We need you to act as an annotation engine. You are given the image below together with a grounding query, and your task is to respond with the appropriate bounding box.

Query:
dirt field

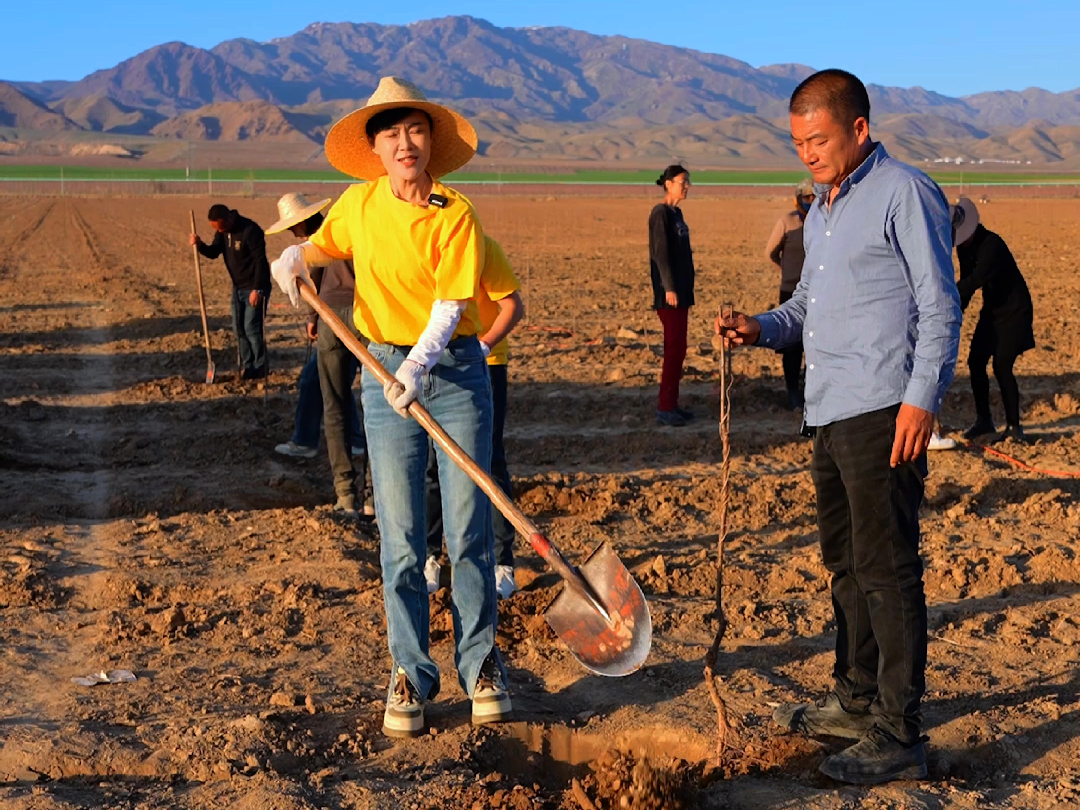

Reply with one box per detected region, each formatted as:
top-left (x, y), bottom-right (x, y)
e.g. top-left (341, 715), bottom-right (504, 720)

top-left (1, 191), bottom-right (1079, 810)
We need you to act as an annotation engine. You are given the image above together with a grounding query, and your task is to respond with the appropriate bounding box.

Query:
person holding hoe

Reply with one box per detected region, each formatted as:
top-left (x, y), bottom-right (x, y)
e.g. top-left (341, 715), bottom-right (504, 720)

top-left (189, 204), bottom-right (271, 380)
top-left (269, 77), bottom-right (509, 739)
top-left (718, 69), bottom-right (961, 785)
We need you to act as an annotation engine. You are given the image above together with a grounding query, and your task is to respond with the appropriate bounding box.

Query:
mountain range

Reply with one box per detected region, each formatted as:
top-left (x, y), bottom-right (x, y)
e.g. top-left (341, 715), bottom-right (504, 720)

top-left (3, 15), bottom-right (1080, 167)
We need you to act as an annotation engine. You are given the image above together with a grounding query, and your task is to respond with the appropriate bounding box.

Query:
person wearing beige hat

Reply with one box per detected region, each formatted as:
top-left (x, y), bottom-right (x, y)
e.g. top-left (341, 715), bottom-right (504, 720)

top-left (266, 193), bottom-right (370, 514)
top-left (950, 196), bottom-right (1035, 442)
top-left (270, 77), bottom-right (509, 740)
top-left (764, 177), bottom-right (816, 410)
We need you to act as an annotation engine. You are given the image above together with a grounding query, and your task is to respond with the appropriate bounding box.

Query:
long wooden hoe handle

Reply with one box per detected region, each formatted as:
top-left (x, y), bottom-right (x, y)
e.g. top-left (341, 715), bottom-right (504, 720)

top-left (189, 211), bottom-right (214, 367)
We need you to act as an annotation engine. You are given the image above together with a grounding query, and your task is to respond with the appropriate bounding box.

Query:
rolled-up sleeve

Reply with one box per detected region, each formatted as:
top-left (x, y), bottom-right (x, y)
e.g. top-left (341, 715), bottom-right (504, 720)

top-left (887, 178), bottom-right (962, 413)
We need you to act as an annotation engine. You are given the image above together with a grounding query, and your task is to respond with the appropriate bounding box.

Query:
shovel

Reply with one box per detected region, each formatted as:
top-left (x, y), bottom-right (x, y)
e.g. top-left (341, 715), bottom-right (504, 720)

top-left (296, 278), bottom-right (651, 677)
top-left (189, 211), bottom-right (216, 384)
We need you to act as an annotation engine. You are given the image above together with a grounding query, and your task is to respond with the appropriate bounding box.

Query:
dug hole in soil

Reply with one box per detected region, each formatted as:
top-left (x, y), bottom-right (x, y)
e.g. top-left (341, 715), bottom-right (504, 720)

top-left (2, 193), bottom-right (1080, 809)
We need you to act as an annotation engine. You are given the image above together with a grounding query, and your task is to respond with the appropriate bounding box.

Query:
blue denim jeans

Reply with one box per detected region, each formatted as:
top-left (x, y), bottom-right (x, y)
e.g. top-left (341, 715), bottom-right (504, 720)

top-left (231, 289), bottom-right (268, 373)
top-left (361, 335), bottom-right (505, 701)
top-left (292, 351), bottom-right (363, 450)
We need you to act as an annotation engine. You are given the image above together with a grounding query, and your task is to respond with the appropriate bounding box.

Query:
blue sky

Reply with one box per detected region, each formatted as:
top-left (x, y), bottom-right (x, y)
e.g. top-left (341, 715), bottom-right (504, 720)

top-left (4, 1), bottom-right (1077, 98)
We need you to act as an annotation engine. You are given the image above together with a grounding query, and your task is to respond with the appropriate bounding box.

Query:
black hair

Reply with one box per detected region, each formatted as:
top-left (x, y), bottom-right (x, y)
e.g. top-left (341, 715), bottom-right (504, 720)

top-left (295, 211), bottom-right (324, 238)
top-left (656, 164), bottom-right (688, 187)
top-left (365, 107), bottom-right (434, 139)
top-left (207, 203), bottom-right (231, 222)
top-left (789, 69), bottom-right (871, 126)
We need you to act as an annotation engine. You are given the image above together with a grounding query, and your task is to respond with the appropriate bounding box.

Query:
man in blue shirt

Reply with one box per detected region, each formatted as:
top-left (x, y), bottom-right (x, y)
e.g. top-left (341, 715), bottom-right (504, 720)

top-left (719, 69), bottom-right (961, 785)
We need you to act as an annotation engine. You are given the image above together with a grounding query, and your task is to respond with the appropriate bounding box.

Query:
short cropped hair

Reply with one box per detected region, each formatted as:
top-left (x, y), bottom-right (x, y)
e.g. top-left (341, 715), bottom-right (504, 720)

top-left (365, 107), bottom-right (434, 139)
top-left (207, 203), bottom-right (231, 222)
top-left (789, 69), bottom-right (871, 126)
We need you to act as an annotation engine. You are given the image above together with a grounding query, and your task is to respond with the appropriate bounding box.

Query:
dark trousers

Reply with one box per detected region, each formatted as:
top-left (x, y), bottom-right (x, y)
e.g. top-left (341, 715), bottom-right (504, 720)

top-left (656, 307), bottom-right (688, 412)
top-left (231, 289), bottom-right (267, 373)
top-left (810, 405), bottom-right (928, 744)
top-left (317, 304), bottom-right (367, 503)
top-left (427, 363), bottom-right (514, 566)
top-left (968, 328), bottom-right (1023, 427)
top-left (778, 289), bottom-right (804, 400)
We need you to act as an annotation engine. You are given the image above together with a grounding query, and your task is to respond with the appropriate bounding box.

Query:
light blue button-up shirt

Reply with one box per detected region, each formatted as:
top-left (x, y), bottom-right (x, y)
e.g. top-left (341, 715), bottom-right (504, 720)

top-left (757, 143), bottom-right (961, 427)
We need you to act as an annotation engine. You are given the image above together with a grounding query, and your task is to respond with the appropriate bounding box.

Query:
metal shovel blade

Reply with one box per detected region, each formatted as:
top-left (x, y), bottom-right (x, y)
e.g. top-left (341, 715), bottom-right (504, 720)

top-left (545, 542), bottom-right (652, 677)
top-left (205, 359), bottom-right (216, 385)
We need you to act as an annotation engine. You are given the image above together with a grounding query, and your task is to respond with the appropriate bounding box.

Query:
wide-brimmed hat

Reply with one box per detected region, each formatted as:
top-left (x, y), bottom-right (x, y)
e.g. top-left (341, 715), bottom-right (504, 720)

top-left (795, 178), bottom-right (815, 196)
top-left (265, 193), bottom-right (332, 235)
top-left (950, 196), bottom-right (980, 246)
top-left (324, 77), bottom-right (478, 181)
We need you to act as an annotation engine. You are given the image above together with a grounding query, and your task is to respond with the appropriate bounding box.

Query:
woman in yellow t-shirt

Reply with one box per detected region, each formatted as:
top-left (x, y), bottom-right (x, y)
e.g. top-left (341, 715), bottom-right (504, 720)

top-left (270, 77), bottom-right (509, 740)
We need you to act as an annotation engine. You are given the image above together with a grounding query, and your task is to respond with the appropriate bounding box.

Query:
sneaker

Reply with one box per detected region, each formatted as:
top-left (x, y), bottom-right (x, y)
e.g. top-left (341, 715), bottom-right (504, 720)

top-left (656, 410), bottom-right (687, 427)
top-left (362, 498), bottom-right (376, 518)
top-left (351, 445), bottom-right (365, 458)
top-left (674, 407), bottom-right (696, 422)
top-left (494, 565), bottom-right (517, 600)
top-left (242, 365), bottom-right (268, 380)
top-left (1002, 423), bottom-right (1027, 443)
top-left (773, 692), bottom-right (876, 740)
top-left (332, 495), bottom-right (358, 518)
top-left (818, 725), bottom-right (928, 785)
top-left (275, 441), bottom-right (317, 459)
top-left (424, 556), bottom-right (441, 594)
top-left (927, 432), bottom-right (957, 451)
top-left (963, 418), bottom-right (996, 440)
top-left (471, 657), bottom-right (512, 725)
top-left (382, 667), bottom-right (425, 738)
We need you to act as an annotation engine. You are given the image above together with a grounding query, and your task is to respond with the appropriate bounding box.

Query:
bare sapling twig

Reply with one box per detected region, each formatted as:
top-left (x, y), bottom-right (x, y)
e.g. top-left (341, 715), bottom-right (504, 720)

top-left (704, 299), bottom-right (735, 766)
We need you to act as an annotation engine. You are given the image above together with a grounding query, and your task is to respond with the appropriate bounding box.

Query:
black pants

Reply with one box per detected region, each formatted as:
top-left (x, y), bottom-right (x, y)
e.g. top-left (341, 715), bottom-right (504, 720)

top-left (778, 289), bottom-right (803, 399)
top-left (811, 405), bottom-right (927, 743)
top-left (968, 324), bottom-right (1023, 426)
top-left (316, 303), bottom-right (368, 504)
top-left (426, 363), bottom-right (515, 567)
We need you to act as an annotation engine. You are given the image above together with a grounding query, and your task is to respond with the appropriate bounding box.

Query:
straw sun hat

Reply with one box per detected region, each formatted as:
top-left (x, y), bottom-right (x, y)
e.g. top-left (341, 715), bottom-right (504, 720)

top-left (324, 77), bottom-right (478, 181)
top-left (950, 196), bottom-right (980, 246)
top-left (264, 193), bottom-right (332, 235)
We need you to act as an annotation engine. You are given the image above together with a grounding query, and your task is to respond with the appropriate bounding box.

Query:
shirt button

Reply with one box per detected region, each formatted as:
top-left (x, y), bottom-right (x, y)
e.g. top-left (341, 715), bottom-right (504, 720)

top-left (808, 331), bottom-right (814, 337)
top-left (826, 231), bottom-right (831, 236)
top-left (819, 265), bottom-right (824, 270)
top-left (811, 298), bottom-right (816, 303)
top-left (808, 364), bottom-right (815, 370)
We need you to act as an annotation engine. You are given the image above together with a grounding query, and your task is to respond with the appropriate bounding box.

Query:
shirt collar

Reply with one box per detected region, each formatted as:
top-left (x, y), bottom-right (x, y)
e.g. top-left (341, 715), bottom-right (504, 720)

top-left (811, 142), bottom-right (887, 208)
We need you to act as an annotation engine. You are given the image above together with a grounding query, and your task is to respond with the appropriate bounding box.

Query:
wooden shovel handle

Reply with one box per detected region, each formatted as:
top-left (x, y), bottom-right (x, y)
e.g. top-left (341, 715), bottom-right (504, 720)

top-left (297, 279), bottom-right (540, 540)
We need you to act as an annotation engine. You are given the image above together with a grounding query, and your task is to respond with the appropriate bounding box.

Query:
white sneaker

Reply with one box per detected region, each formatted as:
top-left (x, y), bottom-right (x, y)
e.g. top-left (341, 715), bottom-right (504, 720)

top-left (927, 432), bottom-right (957, 451)
top-left (382, 667), bottom-right (425, 738)
top-left (275, 441), bottom-right (317, 459)
top-left (494, 565), bottom-right (517, 600)
top-left (424, 556), bottom-right (441, 594)
top-left (471, 657), bottom-right (511, 725)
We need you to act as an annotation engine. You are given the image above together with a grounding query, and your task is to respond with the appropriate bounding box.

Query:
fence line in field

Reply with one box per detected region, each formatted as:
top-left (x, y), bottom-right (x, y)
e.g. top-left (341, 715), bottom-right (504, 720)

top-left (1, 178), bottom-right (1078, 198)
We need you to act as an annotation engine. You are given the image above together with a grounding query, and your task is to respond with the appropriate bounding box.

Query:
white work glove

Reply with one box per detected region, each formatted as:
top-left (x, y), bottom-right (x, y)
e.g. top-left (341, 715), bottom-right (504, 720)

top-left (383, 360), bottom-right (424, 418)
top-left (271, 245), bottom-right (312, 308)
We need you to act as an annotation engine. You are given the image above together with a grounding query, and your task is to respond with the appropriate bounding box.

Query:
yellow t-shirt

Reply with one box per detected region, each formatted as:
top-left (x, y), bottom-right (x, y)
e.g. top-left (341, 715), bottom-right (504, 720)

top-left (478, 237), bottom-right (521, 366)
top-left (311, 176), bottom-right (484, 345)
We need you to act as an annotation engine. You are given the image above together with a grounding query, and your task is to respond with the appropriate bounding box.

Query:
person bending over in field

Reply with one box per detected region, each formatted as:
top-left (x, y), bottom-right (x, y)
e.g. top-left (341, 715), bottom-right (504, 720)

top-left (189, 205), bottom-right (271, 380)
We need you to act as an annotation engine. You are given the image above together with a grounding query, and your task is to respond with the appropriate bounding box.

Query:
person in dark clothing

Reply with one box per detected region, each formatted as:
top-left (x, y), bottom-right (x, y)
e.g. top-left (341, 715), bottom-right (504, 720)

top-left (950, 197), bottom-right (1035, 443)
top-left (765, 177), bottom-right (815, 409)
top-left (189, 204), bottom-right (272, 379)
top-left (649, 164), bottom-right (696, 427)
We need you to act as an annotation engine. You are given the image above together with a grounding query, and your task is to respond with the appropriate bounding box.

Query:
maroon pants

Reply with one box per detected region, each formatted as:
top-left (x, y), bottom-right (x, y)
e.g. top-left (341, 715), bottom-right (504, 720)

top-left (656, 307), bottom-right (688, 412)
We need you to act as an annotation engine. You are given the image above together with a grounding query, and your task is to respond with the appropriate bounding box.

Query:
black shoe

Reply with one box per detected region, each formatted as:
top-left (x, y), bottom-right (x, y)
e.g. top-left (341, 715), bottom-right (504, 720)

top-left (674, 407), bottom-right (696, 422)
top-left (773, 692), bottom-right (876, 740)
top-left (241, 366), bottom-right (267, 380)
top-left (818, 725), bottom-right (928, 785)
top-left (656, 410), bottom-right (687, 427)
top-left (1002, 423), bottom-right (1027, 443)
top-left (963, 418), bottom-right (996, 440)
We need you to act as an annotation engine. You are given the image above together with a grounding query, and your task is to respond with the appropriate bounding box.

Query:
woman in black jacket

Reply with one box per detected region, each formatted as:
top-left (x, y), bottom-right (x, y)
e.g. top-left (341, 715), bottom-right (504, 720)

top-left (951, 197), bottom-right (1035, 442)
top-left (649, 164), bottom-right (696, 427)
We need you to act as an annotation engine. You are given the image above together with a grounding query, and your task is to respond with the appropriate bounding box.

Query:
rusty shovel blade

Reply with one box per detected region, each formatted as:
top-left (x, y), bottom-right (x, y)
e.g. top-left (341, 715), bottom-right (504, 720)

top-left (545, 542), bottom-right (652, 677)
